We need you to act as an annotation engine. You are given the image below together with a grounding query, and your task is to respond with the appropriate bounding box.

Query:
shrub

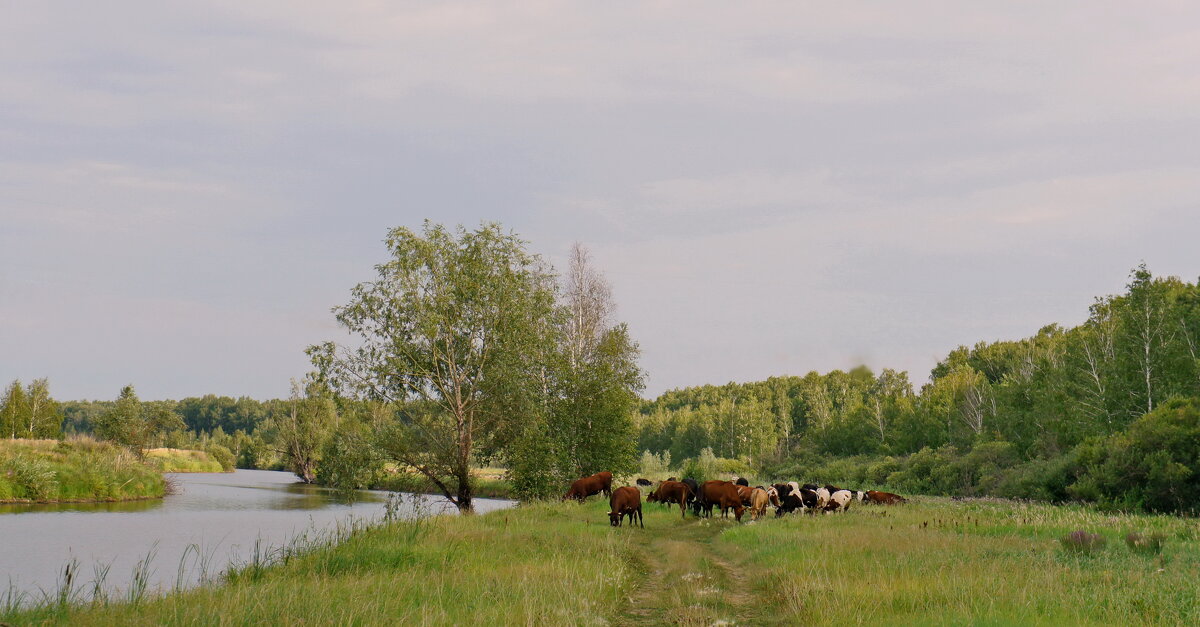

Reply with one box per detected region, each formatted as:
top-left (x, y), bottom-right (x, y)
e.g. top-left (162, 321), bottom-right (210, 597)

top-left (1069, 397), bottom-right (1200, 514)
top-left (1059, 530), bottom-right (1107, 555)
top-left (204, 444), bottom-right (236, 472)
top-left (1125, 532), bottom-right (1165, 555)
top-left (638, 450), bottom-right (671, 477)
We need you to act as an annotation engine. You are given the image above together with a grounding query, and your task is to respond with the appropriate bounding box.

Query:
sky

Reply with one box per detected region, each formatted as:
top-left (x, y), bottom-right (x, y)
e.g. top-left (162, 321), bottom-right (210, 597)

top-left (3, 2), bottom-right (1200, 401)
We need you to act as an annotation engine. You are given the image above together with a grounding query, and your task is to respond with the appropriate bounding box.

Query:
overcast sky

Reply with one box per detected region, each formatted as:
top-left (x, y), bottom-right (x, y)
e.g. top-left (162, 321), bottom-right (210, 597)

top-left (3, 3), bottom-right (1200, 401)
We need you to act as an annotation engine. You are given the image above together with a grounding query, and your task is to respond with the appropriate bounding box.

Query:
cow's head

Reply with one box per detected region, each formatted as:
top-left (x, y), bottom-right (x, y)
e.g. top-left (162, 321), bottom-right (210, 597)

top-left (608, 511), bottom-right (620, 526)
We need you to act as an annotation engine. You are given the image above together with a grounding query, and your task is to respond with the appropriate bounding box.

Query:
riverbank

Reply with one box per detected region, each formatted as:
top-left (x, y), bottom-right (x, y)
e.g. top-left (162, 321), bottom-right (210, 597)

top-left (8, 493), bottom-right (1199, 624)
top-left (144, 447), bottom-right (230, 473)
top-left (368, 467), bottom-right (514, 500)
top-left (0, 439), bottom-right (164, 503)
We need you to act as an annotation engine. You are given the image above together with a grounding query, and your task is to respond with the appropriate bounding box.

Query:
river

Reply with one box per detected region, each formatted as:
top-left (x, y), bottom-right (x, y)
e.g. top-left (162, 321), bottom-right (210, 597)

top-left (0, 470), bottom-right (514, 606)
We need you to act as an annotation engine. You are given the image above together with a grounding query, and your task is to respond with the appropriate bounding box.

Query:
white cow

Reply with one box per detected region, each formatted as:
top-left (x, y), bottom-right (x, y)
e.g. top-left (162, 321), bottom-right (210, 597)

top-left (825, 489), bottom-right (853, 513)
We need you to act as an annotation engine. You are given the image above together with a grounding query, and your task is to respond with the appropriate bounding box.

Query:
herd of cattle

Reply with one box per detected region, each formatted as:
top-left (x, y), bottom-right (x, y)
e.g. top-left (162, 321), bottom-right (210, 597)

top-left (563, 471), bottom-right (907, 527)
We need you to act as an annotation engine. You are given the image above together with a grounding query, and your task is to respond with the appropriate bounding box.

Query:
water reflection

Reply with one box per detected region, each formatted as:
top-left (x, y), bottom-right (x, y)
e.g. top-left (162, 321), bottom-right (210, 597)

top-left (0, 498), bottom-right (164, 515)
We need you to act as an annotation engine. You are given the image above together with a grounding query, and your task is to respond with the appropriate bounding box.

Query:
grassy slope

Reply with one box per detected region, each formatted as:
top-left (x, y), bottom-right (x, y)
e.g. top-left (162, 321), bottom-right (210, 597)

top-left (8, 496), bottom-right (1200, 625)
top-left (144, 448), bottom-right (228, 473)
top-left (0, 439), bottom-right (164, 503)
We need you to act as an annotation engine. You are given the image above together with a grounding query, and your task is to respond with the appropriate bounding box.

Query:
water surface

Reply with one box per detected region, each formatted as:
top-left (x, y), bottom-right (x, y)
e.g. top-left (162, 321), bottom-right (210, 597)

top-left (0, 470), bottom-right (512, 604)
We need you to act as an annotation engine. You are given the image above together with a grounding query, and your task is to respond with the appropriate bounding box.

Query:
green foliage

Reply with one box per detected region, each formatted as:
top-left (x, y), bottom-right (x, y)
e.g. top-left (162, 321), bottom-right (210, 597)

top-left (639, 450), bottom-right (671, 477)
top-left (0, 378), bottom-right (62, 439)
top-left (631, 265), bottom-right (1200, 515)
top-left (263, 383), bottom-right (338, 484)
top-left (203, 444), bottom-right (236, 472)
top-left (316, 424), bottom-right (384, 490)
top-left (1069, 397), bottom-right (1200, 514)
top-left (175, 395), bottom-right (271, 435)
top-left (92, 385), bottom-right (185, 456)
top-left (311, 222), bottom-right (562, 511)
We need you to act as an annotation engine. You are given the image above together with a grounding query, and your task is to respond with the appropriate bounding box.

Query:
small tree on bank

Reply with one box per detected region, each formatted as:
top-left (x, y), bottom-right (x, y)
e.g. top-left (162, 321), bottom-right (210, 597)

top-left (309, 222), bottom-right (559, 513)
top-left (93, 385), bottom-right (185, 456)
top-left (267, 381), bottom-right (337, 484)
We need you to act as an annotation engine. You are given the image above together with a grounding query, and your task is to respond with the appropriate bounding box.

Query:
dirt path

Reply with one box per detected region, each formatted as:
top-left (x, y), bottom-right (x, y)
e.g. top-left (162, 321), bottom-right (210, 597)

top-left (613, 514), bottom-right (765, 627)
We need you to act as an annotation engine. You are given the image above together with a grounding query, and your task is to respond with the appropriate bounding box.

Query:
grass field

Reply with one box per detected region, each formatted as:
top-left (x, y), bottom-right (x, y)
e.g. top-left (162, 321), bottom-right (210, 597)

top-left (0, 438), bottom-right (165, 503)
top-left (6, 489), bottom-right (1199, 625)
top-left (144, 447), bottom-right (229, 473)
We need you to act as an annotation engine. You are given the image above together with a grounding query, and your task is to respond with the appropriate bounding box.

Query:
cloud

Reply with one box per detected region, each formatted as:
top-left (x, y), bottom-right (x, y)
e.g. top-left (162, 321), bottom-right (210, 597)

top-left (4, 2), bottom-right (1200, 398)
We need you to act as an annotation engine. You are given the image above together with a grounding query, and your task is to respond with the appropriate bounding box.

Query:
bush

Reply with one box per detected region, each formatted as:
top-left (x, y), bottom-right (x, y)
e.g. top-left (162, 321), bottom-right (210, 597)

top-left (204, 444), bottom-right (236, 472)
top-left (679, 447), bottom-right (718, 482)
top-left (1059, 530), bottom-right (1107, 555)
top-left (638, 450), bottom-right (671, 478)
top-left (1069, 397), bottom-right (1200, 514)
top-left (1125, 532), bottom-right (1165, 555)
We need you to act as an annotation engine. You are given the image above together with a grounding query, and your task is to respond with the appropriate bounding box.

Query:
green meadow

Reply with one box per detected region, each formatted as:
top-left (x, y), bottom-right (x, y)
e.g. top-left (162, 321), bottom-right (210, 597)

top-left (7, 493), bottom-right (1199, 625)
top-left (0, 438), bottom-right (164, 503)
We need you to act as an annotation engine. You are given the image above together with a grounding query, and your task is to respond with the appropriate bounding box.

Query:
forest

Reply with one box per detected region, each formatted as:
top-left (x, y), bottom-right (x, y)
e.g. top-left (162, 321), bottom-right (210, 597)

top-left (634, 264), bottom-right (1200, 513)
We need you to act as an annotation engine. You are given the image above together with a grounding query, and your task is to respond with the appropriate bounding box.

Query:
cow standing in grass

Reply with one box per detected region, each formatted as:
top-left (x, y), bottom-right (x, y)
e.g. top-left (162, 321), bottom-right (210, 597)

top-left (698, 480), bottom-right (746, 522)
top-left (749, 487), bottom-right (771, 521)
top-left (609, 486), bottom-right (643, 528)
top-left (824, 489), bottom-right (853, 513)
top-left (563, 471), bottom-right (613, 502)
top-left (647, 480), bottom-right (694, 519)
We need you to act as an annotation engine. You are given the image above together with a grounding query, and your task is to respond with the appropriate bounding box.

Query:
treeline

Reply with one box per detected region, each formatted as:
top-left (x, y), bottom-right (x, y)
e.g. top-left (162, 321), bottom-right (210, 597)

top-left (635, 265), bottom-right (1200, 514)
top-left (0, 379), bottom-right (62, 439)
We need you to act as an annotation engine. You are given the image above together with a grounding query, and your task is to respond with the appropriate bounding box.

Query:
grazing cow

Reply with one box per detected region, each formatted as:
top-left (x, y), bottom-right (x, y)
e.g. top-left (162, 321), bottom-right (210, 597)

top-left (864, 490), bottom-right (907, 505)
top-left (735, 484), bottom-right (755, 506)
top-left (814, 487), bottom-right (831, 509)
top-left (698, 480), bottom-right (746, 521)
top-left (636, 478), bottom-right (653, 487)
top-left (749, 487), bottom-right (771, 521)
top-left (609, 486), bottom-right (644, 528)
top-left (735, 477), bottom-right (750, 487)
top-left (563, 471), bottom-right (613, 502)
top-left (824, 489), bottom-right (853, 513)
top-left (765, 486), bottom-right (782, 508)
top-left (648, 480), bottom-right (694, 518)
top-left (777, 488), bottom-right (819, 516)
top-left (681, 478), bottom-right (699, 502)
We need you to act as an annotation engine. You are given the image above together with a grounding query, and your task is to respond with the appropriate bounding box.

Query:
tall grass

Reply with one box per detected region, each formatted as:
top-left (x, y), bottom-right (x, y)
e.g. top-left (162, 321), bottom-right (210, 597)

top-left (143, 448), bottom-right (228, 473)
top-left (0, 438), bottom-right (164, 503)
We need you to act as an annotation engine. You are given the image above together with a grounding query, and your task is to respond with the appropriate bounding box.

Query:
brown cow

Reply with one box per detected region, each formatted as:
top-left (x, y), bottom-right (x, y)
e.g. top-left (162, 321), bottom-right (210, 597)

top-left (864, 490), bottom-right (906, 505)
top-left (699, 480), bottom-right (746, 522)
top-left (735, 484), bottom-right (754, 507)
top-left (609, 486), bottom-right (643, 528)
top-left (749, 487), bottom-right (771, 521)
top-left (647, 480), bottom-right (694, 518)
top-left (563, 471), bottom-right (613, 502)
